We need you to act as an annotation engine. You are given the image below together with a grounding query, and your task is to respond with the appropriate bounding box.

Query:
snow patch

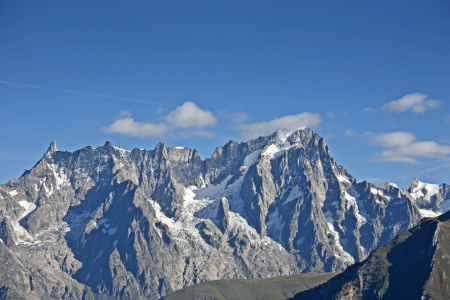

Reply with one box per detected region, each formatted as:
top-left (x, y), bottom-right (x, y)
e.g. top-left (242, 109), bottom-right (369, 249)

top-left (147, 149), bottom-right (288, 257)
top-left (8, 190), bottom-right (18, 196)
top-left (243, 150), bottom-right (261, 167)
top-left (48, 164), bottom-right (71, 189)
top-left (411, 180), bottom-right (441, 202)
top-left (17, 201), bottom-right (37, 221)
top-left (337, 175), bottom-right (350, 183)
top-left (325, 217), bottom-right (354, 264)
top-left (419, 209), bottom-right (440, 218)
top-left (283, 186), bottom-right (303, 205)
top-left (345, 187), bottom-right (369, 223)
top-left (114, 146), bottom-right (131, 153)
top-left (261, 130), bottom-right (301, 159)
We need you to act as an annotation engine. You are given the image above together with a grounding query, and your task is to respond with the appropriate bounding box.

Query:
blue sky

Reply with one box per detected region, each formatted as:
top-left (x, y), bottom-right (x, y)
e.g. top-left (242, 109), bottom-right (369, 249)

top-left (1, 0), bottom-right (449, 188)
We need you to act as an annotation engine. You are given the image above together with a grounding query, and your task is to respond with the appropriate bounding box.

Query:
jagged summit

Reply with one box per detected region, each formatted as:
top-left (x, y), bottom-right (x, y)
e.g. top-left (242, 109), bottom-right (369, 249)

top-left (0, 128), bottom-right (449, 299)
top-left (47, 140), bottom-right (57, 152)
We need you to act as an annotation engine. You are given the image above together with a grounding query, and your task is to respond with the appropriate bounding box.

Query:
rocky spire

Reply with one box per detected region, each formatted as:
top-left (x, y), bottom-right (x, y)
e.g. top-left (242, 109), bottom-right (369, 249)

top-left (47, 141), bottom-right (57, 153)
top-left (216, 197), bottom-right (230, 232)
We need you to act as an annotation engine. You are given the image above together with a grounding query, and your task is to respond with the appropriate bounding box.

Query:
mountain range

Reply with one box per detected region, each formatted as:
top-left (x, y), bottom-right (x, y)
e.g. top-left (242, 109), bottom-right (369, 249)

top-left (0, 128), bottom-right (449, 299)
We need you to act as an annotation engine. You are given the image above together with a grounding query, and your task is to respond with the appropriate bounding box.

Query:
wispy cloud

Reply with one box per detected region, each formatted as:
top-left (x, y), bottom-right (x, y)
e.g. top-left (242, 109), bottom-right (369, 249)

top-left (369, 131), bottom-right (450, 164)
top-left (215, 110), bottom-right (249, 126)
top-left (239, 112), bottom-right (322, 139)
top-left (362, 107), bottom-right (377, 113)
top-left (102, 101), bottom-right (216, 138)
top-left (114, 110), bottom-right (133, 120)
top-left (326, 111), bottom-right (336, 119)
top-left (102, 118), bottom-right (169, 138)
top-left (416, 164), bottom-right (450, 175)
top-left (0, 80), bottom-right (171, 106)
top-left (344, 129), bottom-right (373, 137)
top-left (382, 93), bottom-right (440, 115)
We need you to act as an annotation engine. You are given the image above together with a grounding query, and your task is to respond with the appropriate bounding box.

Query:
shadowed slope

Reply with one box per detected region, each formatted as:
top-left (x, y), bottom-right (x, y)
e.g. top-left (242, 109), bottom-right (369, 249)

top-left (290, 210), bottom-right (450, 300)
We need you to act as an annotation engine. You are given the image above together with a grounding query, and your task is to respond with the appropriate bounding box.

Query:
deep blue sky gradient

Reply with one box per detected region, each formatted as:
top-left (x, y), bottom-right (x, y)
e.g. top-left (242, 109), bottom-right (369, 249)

top-left (1, 1), bottom-right (449, 188)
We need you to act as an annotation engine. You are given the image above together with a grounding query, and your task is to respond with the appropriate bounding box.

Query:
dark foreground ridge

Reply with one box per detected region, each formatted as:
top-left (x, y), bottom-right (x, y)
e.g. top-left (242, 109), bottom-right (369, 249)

top-left (290, 210), bottom-right (450, 300)
top-left (162, 272), bottom-right (338, 300)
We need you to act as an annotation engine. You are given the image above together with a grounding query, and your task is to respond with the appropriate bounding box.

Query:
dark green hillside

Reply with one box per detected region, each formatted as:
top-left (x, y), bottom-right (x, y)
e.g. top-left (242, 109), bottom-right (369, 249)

top-left (162, 272), bottom-right (338, 300)
top-left (291, 210), bottom-right (450, 300)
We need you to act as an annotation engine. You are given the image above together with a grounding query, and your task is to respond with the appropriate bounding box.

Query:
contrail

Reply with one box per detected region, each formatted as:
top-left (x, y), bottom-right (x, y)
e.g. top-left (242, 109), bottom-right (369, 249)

top-left (418, 164), bottom-right (450, 175)
top-left (0, 80), bottom-right (174, 106)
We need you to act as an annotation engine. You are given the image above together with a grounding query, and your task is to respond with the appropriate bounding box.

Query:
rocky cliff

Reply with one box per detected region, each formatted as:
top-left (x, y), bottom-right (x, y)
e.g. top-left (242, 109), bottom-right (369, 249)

top-left (0, 128), bottom-right (448, 299)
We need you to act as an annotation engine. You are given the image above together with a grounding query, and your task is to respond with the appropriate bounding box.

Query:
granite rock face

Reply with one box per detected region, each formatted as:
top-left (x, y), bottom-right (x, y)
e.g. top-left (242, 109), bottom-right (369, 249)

top-left (0, 128), bottom-right (449, 299)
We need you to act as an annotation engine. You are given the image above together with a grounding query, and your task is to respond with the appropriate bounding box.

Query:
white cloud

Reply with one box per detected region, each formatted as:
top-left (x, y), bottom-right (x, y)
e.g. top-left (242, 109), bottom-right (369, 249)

top-left (369, 131), bottom-right (450, 164)
top-left (162, 101), bottom-right (217, 128)
top-left (362, 107), bottom-right (377, 113)
top-left (239, 112), bottom-right (322, 139)
top-left (102, 118), bottom-right (169, 138)
top-left (102, 101), bottom-right (216, 138)
top-left (344, 129), bottom-right (373, 137)
top-left (382, 93), bottom-right (440, 115)
top-left (325, 133), bottom-right (337, 139)
top-left (369, 131), bottom-right (416, 147)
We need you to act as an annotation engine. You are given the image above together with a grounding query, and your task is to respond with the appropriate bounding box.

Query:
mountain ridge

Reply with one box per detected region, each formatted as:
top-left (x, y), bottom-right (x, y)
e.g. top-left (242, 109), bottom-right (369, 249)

top-left (0, 128), bottom-right (449, 299)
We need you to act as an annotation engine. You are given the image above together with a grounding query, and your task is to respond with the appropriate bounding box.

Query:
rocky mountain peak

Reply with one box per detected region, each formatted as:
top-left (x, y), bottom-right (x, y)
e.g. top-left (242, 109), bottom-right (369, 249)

top-left (409, 177), bottom-right (421, 192)
top-left (103, 141), bottom-right (113, 148)
top-left (47, 140), bottom-right (57, 152)
top-left (0, 129), bottom-right (449, 299)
